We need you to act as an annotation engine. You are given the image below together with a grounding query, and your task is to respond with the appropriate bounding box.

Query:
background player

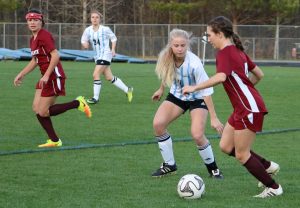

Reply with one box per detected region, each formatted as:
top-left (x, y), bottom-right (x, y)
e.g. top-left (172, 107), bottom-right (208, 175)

top-left (14, 9), bottom-right (91, 148)
top-left (81, 10), bottom-right (133, 104)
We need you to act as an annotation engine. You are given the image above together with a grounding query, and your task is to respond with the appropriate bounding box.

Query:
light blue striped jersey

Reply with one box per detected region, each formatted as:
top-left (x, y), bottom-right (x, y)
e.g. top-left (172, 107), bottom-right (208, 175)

top-left (170, 51), bottom-right (213, 101)
top-left (81, 25), bottom-right (117, 62)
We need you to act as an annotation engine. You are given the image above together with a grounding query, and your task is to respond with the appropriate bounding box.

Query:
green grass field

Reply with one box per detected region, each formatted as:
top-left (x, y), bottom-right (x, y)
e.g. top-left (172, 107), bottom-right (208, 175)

top-left (0, 61), bottom-right (299, 207)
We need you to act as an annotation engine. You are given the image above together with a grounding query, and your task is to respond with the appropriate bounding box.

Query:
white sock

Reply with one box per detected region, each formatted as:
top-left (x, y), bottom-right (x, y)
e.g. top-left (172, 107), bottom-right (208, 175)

top-left (93, 80), bottom-right (102, 100)
top-left (156, 133), bottom-right (175, 165)
top-left (111, 76), bottom-right (128, 93)
top-left (198, 142), bottom-right (215, 165)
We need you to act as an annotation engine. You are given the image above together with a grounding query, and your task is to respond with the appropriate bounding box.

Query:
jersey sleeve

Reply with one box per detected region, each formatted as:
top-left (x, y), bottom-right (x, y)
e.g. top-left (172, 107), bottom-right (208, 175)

top-left (41, 32), bottom-right (56, 53)
top-left (245, 53), bottom-right (256, 71)
top-left (216, 50), bottom-right (232, 76)
top-left (194, 62), bottom-right (214, 96)
top-left (81, 27), bottom-right (90, 44)
top-left (107, 27), bottom-right (117, 42)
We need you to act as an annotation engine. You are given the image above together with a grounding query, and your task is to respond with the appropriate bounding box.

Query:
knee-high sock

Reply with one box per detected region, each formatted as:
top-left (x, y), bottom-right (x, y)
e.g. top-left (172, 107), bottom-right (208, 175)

top-left (93, 80), bottom-right (102, 100)
top-left (49, 100), bottom-right (79, 116)
top-left (156, 133), bottom-right (175, 165)
top-left (198, 142), bottom-right (218, 173)
top-left (111, 76), bottom-right (128, 93)
top-left (229, 148), bottom-right (271, 169)
top-left (243, 155), bottom-right (278, 189)
top-left (36, 114), bottom-right (59, 142)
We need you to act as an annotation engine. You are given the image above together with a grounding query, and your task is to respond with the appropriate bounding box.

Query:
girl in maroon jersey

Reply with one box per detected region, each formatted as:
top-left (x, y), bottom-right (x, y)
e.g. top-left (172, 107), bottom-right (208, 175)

top-left (14, 9), bottom-right (91, 148)
top-left (183, 16), bottom-right (282, 198)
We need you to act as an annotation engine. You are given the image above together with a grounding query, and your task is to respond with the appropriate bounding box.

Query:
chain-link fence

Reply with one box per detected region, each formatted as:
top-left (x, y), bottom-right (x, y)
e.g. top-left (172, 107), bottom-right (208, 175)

top-left (1, 23), bottom-right (300, 60)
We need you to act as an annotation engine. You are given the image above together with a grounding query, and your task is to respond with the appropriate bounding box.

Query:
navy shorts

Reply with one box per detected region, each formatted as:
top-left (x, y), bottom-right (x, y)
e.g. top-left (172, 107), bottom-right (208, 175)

top-left (166, 93), bottom-right (208, 113)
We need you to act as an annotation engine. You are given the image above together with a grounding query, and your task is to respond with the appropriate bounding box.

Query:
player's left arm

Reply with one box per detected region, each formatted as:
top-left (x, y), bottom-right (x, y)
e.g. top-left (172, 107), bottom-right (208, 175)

top-left (111, 41), bottom-right (116, 57)
top-left (203, 95), bottom-right (224, 135)
top-left (39, 49), bottom-right (60, 87)
top-left (249, 66), bottom-right (264, 85)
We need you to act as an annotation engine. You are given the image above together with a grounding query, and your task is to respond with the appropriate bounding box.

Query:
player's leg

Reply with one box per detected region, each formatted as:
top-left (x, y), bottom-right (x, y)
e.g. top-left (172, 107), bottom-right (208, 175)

top-left (151, 100), bottom-right (183, 177)
top-left (234, 129), bottom-right (282, 197)
top-left (225, 113), bottom-right (280, 188)
top-left (48, 78), bottom-right (91, 118)
top-left (222, 121), bottom-right (277, 170)
top-left (104, 66), bottom-right (133, 102)
top-left (33, 90), bottom-right (62, 147)
top-left (87, 65), bottom-right (104, 104)
top-left (190, 108), bottom-right (223, 179)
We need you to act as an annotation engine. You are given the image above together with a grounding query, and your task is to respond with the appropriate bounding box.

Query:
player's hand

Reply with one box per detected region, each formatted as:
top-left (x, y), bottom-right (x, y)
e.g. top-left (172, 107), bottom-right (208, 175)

top-left (211, 117), bottom-right (224, 135)
top-left (39, 75), bottom-right (49, 88)
top-left (152, 89), bottom-right (163, 101)
top-left (182, 85), bottom-right (196, 95)
top-left (111, 50), bottom-right (116, 57)
top-left (14, 74), bottom-right (24, 86)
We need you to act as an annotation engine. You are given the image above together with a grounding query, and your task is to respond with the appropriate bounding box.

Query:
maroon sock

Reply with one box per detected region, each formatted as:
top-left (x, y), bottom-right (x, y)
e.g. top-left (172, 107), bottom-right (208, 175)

top-left (250, 151), bottom-right (271, 169)
top-left (229, 149), bottom-right (271, 169)
top-left (49, 100), bottom-right (79, 116)
top-left (243, 155), bottom-right (278, 189)
top-left (36, 114), bottom-right (59, 142)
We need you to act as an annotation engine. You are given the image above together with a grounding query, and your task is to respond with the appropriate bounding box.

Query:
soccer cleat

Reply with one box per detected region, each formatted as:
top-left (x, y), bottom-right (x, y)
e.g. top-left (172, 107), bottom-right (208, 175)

top-left (86, 97), bottom-right (99, 104)
top-left (38, 139), bottom-right (62, 148)
top-left (254, 184), bottom-right (283, 198)
top-left (126, 87), bottom-right (133, 103)
top-left (76, 96), bottom-right (92, 118)
top-left (258, 161), bottom-right (280, 188)
top-left (151, 163), bottom-right (177, 177)
top-left (210, 169), bottom-right (224, 179)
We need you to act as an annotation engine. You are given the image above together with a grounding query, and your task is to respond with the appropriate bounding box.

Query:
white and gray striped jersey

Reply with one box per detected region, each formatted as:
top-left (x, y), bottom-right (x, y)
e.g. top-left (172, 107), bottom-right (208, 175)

top-left (81, 25), bottom-right (117, 62)
top-left (170, 51), bottom-right (213, 101)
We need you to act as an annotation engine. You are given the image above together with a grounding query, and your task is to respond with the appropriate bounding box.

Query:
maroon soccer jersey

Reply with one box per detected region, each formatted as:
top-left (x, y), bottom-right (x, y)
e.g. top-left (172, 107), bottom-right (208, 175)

top-left (30, 29), bottom-right (66, 80)
top-left (216, 45), bottom-right (268, 119)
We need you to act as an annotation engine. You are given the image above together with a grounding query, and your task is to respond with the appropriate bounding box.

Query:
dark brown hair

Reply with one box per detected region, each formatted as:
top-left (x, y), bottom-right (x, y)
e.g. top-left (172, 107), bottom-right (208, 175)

top-left (208, 16), bottom-right (244, 51)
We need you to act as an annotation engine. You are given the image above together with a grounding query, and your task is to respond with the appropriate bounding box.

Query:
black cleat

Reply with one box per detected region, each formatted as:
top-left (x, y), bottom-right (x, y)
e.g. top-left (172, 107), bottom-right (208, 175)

top-left (210, 169), bottom-right (224, 179)
top-left (151, 163), bottom-right (177, 177)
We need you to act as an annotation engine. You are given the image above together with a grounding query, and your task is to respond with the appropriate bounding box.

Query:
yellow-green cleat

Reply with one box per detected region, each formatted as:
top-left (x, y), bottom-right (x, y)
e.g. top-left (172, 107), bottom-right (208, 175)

top-left (76, 96), bottom-right (92, 118)
top-left (38, 139), bottom-right (62, 148)
top-left (127, 87), bottom-right (133, 103)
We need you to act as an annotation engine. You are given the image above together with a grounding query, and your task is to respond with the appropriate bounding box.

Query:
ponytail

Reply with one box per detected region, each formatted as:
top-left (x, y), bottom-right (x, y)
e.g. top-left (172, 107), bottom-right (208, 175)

top-left (232, 33), bottom-right (244, 51)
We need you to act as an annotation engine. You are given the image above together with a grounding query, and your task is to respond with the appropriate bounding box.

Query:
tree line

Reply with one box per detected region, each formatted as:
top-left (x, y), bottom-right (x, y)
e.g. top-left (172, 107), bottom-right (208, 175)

top-left (0, 0), bottom-right (299, 25)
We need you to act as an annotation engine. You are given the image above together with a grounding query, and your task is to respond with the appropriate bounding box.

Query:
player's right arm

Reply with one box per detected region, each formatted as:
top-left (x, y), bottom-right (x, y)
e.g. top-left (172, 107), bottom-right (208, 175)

top-left (152, 83), bottom-right (165, 101)
top-left (81, 28), bottom-right (90, 49)
top-left (249, 66), bottom-right (264, 85)
top-left (14, 58), bottom-right (37, 86)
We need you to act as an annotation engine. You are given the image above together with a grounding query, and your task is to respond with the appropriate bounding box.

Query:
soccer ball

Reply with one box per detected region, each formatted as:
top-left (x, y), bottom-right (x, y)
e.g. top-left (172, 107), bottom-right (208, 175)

top-left (177, 174), bottom-right (205, 199)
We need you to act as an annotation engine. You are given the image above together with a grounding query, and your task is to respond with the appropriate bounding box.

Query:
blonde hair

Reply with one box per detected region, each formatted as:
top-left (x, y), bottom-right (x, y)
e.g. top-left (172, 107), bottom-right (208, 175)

top-left (90, 10), bottom-right (103, 18)
top-left (155, 28), bottom-right (192, 87)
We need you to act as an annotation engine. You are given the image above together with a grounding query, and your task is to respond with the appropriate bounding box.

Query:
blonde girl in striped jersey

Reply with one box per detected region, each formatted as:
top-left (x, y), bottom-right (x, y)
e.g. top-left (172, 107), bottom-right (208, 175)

top-left (151, 28), bottom-right (224, 178)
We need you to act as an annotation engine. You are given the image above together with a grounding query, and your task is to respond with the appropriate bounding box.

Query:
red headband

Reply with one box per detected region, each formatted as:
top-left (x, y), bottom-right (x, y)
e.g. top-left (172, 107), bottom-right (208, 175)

top-left (26, 13), bottom-right (43, 20)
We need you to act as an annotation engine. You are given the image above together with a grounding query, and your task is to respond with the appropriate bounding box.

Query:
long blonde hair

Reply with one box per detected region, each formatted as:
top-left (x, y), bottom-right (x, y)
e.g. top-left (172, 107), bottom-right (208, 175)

top-left (155, 28), bottom-right (192, 87)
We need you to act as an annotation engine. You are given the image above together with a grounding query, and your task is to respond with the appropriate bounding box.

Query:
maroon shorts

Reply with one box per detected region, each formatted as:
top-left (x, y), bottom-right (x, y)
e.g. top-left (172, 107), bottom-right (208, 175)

top-left (228, 112), bottom-right (265, 132)
top-left (35, 77), bottom-right (66, 97)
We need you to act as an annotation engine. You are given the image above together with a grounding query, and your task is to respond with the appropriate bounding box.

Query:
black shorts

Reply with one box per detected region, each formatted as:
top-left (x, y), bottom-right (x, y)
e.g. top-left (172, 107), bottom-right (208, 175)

top-left (166, 93), bottom-right (208, 113)
top-left (96, 60), bottom-right (111, 65)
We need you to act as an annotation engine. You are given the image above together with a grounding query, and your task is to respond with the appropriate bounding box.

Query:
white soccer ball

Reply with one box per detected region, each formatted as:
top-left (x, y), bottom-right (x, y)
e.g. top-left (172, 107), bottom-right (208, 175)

top-left (177, 174), bottom-right (205, 199)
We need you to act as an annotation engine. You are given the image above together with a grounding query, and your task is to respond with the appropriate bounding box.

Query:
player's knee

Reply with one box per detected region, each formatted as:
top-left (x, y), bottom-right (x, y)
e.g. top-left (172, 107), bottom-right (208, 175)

top-left (153, 120), bottom-right (165, 135)
top-left (191, 132), bottom-right (205, 143)
top-left (235, 151), bottom-right (248, 164)
top-left (32, 104), bottom-right (38, 114)
top-left (219, 142), bottom-right (231, 154)
top-left (37, 109), bottom-right (50, 117)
